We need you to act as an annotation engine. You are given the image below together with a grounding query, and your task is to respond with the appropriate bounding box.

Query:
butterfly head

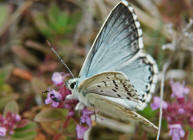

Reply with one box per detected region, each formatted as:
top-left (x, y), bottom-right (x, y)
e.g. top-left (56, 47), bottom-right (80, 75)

top-left (66, 78), bottom-right (78, 91)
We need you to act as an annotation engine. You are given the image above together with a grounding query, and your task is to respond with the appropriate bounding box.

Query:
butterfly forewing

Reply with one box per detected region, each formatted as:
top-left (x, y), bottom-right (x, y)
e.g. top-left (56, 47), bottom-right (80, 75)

top-left (79, 1), bottom-right (143, 80)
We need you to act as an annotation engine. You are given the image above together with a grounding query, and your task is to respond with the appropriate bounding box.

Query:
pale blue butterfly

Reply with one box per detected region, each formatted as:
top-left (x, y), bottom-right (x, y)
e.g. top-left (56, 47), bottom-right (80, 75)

top-left (66, 0), bottom-right (158, 130)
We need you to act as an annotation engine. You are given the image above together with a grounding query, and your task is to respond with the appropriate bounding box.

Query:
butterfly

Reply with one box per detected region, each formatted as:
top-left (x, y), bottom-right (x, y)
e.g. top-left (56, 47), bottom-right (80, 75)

top-left (66, 0), bottom-right (158, 130)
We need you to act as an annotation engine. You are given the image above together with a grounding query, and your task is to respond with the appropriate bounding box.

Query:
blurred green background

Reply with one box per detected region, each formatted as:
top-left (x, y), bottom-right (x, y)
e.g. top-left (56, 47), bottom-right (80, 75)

top-left (0, 0), bottom-right (193, 140)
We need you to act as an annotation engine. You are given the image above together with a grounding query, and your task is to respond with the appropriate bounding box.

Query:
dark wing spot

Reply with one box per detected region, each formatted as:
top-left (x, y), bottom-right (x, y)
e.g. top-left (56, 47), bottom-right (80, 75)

top-left (127, 97), bottom-right (131, 100)
top-left (117, 94), bottom-right (121, 97)
top-left (127, 92), bottom-right (131, 96)
top-left (102, 81), bottom-right (107, 87)
top-left (112, 89), bottom-right (117, 92)
top-left (106, 77), bottom-right (110, 79)
top-left (140, 99), bottom-right (145, 102)
top-left (148, 67), bottom-right (153, 72)
top-left (97, 85), bottom-right (101, 88)
top-left (100, 90), bottom-right (104, 92)
top-left (112, 80), bottom-right (118, 87)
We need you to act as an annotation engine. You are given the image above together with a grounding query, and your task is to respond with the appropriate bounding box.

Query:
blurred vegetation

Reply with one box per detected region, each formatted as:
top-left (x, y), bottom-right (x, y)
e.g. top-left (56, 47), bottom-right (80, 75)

top-left (0, 0), bottom-right (192, 140)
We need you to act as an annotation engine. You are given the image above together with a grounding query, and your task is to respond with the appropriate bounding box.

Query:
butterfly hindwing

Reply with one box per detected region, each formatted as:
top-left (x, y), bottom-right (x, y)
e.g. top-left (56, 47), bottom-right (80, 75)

top-left (78, 72), bottom-right (145, 105)
top-left (79, 1), bottom-right (143, 80)
top-left (115, 53), bottom-right (159, 104)
top-left (87, 93), bottom-right (158, 131)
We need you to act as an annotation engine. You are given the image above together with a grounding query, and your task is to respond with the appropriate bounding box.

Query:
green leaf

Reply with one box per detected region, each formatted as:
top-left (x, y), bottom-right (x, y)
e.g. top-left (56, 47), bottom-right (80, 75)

top-left (15, 121), bottom-right (37, 132)
top-left (0, 64), bottom-right (13, 86)
top-left (11, 121), bottom-right (37, 140)
top-left (3, 101), bottom-right (19, 116)
top-left (33, 2), bottom-right (81, 39)
top-left (11, 131), bottom-right (37, 140)
top-left (0, 4), bottom-right (9, 27)
top-left (137, 105), bottom-right (157, 119)
top-left (0, 94), bottom-right (18, 111)
top-left (189, 129), bottom-right (193, 140)
top-left (66, 119), bottom-right (76, 133)
top-left (34, 108), bottom-right (67, 122)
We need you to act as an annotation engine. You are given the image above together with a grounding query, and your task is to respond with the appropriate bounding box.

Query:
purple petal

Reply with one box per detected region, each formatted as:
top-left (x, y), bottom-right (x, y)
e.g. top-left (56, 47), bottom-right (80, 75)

top-left (150, 96), bottom-right (168, 110)
top-left (9, 130), bottom-right (14, 135)
top-left (49, 90), bottom-right (62, 99)
top-left (169, 124), bottom-right (185, 140)
top-left (45, 98), bottom-right (52, 104)
top-left (178, 108), bottom-right (185, 114)
top-left (170, 80), bottom-right (189, 98)
top-left (15, 114), bottom-right (21, 122)
top-left (52, 72), bottom-right (63, 85)
top-left (52, 102), bottom-right (59, 108)
top-left (190, 117), bottom-right (193, 122)
top-left (82, 109), bottom-right (93, 116)
top-left (80, 108), bottom-right (93, 127)
top-left (183, 87), bottom-right (190, 94)
top-left (0, 127), bottom-right (6, 136)
top-left (80, 116), bottom-right (86, 123)
top-left (76, 125), bottom-right (88, 139)
top-left (86, 117), bottom-right (92, 127)
top-left (68, 111), bottom-right (75, 117)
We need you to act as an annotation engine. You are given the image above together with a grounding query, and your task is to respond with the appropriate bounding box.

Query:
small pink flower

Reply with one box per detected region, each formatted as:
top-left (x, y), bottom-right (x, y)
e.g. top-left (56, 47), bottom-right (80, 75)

top-left (178, 108), bottom-right (184, 114)
top-left (80, 109), bottom-right (93, 127)
top-left (52, 72), bottom-right (64, 85)
top-left (150, 96), bottom-right (168, 110)
top-left (170, 80), bottom-right (189, 98)
top-left (15, 114), bottom-right (21, 122)
top-left (0, 127), bottom-right (6, 136)
top-left (45, 90), bottom-right (62, 108)
top-left (169, 124), bottom-right (185, 140)
top-left (76, 124), bottom-right (88, 139)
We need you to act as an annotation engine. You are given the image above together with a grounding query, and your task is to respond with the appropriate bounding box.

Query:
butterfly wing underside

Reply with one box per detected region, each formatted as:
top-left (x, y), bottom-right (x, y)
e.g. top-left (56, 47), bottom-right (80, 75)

top-left (87, 93), bottom-right (158, 131)
top-left (79, 72), bottom-right (146, 107)
top-left (77, 0), bottom-right (158, 110)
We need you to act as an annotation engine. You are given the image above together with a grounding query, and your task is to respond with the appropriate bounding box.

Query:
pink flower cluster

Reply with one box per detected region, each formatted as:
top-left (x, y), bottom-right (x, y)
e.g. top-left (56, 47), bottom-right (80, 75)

top-left (151, 80), bottom-right (192, 140)
top-left (0, 112), bottom-right (21, 136)
top-left (45, 72), bottom-right (93, 139)
top-left (45, 72), bottom-right (78, 113)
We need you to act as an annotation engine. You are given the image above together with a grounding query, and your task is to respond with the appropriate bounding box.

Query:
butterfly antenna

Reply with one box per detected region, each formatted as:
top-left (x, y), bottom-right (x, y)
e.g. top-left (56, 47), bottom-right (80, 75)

top-left (46, 40), bottom-right (74, 78)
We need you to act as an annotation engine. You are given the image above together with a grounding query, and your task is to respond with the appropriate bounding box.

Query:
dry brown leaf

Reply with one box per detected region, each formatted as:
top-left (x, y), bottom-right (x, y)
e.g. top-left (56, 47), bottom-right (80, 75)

top-left (35, 132), bottom-right (47, 140)
top-left (12, 68), bottom-right (32, 81)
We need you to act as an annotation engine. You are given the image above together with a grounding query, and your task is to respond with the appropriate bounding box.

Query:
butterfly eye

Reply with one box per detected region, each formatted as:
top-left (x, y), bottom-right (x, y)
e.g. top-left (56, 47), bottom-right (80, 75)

top-left (70, 82), bottom-right (76, 89)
